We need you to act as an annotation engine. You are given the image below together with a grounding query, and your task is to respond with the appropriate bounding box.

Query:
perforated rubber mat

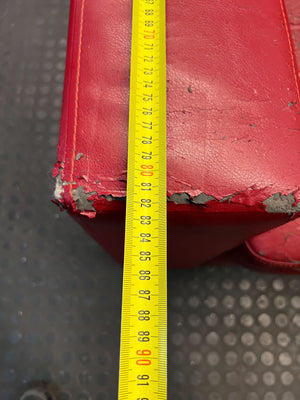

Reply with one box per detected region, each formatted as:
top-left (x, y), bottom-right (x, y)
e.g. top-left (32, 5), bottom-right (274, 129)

top-left (1, 1), bottom-right (300, 399)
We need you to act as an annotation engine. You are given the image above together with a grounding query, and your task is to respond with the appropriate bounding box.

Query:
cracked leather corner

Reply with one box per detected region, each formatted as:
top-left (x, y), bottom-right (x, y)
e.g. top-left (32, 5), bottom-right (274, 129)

top-left (72, 186), bottom-right (97, 211)
top-left (263, 192), bottom-right (300, 214)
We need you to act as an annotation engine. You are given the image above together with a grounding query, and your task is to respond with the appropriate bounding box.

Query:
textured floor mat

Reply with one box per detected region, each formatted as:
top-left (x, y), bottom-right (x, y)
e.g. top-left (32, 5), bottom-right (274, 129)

top-left (1, 1), bottom-right (300, 399)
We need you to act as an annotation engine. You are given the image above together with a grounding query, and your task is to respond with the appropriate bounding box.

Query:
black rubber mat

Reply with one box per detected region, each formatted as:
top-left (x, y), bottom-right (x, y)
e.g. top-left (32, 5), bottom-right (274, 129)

top-left (1, 1), bottom-right (300, 399)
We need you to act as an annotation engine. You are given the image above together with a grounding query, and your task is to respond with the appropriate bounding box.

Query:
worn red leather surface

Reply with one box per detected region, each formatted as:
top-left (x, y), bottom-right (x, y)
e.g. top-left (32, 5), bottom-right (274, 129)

top-left (246, 0), bottom-right (300, 269)
top-left (54, 0), bottom-right (300, 267)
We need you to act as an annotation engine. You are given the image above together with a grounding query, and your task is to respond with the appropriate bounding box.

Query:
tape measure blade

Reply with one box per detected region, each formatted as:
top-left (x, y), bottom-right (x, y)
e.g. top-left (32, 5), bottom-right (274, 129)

top-left (118, 0), bottom-right (167, 399)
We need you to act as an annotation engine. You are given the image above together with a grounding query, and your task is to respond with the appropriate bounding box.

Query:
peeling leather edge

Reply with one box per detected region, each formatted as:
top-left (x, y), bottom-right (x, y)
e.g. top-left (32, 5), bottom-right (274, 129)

top-left (53, 172), bottom-right (300, 216)
top-left (54, 172), bottom-right (77, 201)
top-left (263, 192), bottom-right (300, 214)
top-left (167, 191), bottom-right (300, 212)
top-left (72, 186), bottom-right (97, 211)
top-left (168, 192), bottom-right (217, 205)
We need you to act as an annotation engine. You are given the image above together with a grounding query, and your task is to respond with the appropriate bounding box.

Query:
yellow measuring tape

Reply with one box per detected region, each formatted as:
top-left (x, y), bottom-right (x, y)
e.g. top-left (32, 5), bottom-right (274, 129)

top-left (118, 0), bottom-right (167, 399)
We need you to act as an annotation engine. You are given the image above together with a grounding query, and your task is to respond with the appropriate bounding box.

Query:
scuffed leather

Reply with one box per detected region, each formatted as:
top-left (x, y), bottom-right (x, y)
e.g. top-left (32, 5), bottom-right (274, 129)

top-left (54, 0), bottom-right (300, 210)
top-left (53, 0), bottom-right (300, 267)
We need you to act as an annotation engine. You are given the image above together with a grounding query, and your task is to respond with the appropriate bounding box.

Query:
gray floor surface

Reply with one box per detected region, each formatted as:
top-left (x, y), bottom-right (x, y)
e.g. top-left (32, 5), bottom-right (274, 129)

top-left (1, 1), bottom-right (300, 399)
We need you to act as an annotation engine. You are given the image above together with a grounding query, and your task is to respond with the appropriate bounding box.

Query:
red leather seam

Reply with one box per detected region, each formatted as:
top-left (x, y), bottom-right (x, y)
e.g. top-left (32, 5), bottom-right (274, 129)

top-left (245, 240), bottom-right (300, 270)
top-left (279, 0), bottom-right (300, 103)
top-left (69, 0), bottom-right (86, 205)
top-left (61, 2), bottom-right (75, 175)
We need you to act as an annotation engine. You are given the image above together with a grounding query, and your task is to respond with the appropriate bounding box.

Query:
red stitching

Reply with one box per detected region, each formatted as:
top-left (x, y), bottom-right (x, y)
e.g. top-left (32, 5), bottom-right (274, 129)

top-left (279, 0), bottom-right (300, 103)
top-left (60, 0), bottom-right (79, 182)
top-left (69, 0), bottom-right (86, 203)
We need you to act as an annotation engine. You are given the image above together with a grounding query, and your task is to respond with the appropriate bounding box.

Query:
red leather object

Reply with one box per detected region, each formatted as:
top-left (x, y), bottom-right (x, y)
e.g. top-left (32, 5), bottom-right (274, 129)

top-left (245, 0), bottom-right (300, 271)
top-left (246, 219), bottom-right (300, 272)
top-left (53, 0), bottom-right (300, 268)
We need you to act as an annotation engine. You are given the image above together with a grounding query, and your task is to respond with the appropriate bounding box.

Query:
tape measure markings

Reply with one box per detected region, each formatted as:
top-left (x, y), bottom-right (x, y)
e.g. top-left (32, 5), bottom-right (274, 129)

top-left (118, 0), bottom-right (167, 399)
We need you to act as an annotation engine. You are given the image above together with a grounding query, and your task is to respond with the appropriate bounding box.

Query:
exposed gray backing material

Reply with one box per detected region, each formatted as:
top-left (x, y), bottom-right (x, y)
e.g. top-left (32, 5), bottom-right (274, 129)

top-left (1, 1), bottom-right (300, 399)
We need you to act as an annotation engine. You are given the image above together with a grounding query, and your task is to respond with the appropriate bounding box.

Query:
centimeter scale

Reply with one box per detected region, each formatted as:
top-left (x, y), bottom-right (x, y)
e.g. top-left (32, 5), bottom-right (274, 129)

top-left (118, 0), bottom-right (167, 399)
